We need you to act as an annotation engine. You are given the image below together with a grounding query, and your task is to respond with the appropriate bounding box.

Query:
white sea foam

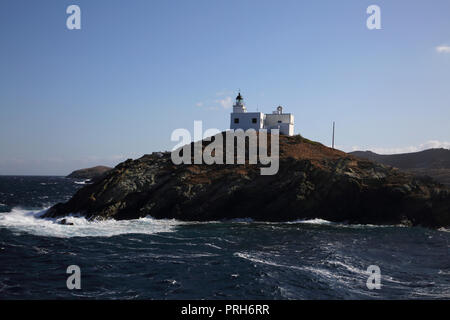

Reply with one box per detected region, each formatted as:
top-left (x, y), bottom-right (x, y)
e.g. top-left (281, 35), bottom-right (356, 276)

top-left (0, 206), bottom-right (426, 239)
top-left (234, 251), bottom-right (348, 283)
top-left (205, 243), bottom-right (222, 250)
top-left (286, 218), bottom-right (334, 225)
top-left (234, 252), bottom-right (292, 269)
top-left (0, 208), bottom-right (183, 238)
top-left (74, 179), bottom-right (92, 185)
top-left (326, 260), bottom-right (367, 276)
top-left (282, 218), bottom-right (406, 229)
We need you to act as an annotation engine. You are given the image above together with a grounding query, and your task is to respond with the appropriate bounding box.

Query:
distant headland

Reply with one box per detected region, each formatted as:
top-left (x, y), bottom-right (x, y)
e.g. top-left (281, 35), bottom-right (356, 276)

top-left (67, 166), bottom-right (112, 180)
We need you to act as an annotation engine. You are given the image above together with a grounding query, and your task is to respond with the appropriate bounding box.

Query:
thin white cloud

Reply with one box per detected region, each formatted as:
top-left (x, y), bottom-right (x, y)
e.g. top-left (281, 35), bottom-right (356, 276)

top-left (216, 96), bottom-right (233, 109)
top-left (436, 45), bottom-right (450, 53)
top-left (196, 91), bottom-right (235, 111)
top-left (349, 140), bottom-right (450, 155)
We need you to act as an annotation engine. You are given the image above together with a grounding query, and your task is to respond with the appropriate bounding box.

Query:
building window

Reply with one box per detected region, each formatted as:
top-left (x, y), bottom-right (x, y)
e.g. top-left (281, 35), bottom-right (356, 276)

top-left (234, 118), bottom-right (239, 124)
top-left (252, 118), bottom-right (257, 124)
top-left (277, 120), bottom-right (282, 123)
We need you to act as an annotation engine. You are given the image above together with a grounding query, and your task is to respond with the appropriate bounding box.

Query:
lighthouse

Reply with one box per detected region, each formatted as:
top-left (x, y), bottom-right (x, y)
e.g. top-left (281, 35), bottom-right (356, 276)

top-left (229, 92), bottom-right (295, 136)
top-left (233, 92), bottom-right (247, 113)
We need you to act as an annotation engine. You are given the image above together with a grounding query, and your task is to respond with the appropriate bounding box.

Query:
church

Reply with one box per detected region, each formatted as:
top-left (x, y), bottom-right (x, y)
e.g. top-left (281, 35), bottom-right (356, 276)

top-left (229, 92), bottom-right (294, 136)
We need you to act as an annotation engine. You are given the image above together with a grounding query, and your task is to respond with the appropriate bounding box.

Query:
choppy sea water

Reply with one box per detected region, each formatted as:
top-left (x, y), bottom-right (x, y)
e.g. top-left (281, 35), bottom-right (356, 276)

top-left (0, 176), bottom-right (449, 299)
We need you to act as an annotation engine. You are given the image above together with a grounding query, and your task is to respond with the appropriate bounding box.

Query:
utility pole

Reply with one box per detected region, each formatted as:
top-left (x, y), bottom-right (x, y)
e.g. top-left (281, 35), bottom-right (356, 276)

top-left (332, 121), bottom-right (335, 149)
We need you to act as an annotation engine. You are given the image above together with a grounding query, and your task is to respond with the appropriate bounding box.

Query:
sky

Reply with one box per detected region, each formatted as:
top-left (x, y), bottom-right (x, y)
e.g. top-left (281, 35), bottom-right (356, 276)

top-left (1, 0), bottom-right (449, 175)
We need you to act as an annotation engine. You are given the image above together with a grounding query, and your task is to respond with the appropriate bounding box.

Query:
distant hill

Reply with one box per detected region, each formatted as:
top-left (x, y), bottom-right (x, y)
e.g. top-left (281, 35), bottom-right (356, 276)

top-left (350, 149), bottom-right (450, 186)
top-left (67, 166), bottom-right (112, 180)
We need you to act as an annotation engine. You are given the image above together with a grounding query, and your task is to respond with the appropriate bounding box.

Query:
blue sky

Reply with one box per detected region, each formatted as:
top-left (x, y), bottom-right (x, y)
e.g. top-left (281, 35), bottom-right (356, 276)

top-left (1, 0), bottom-right (449, 175)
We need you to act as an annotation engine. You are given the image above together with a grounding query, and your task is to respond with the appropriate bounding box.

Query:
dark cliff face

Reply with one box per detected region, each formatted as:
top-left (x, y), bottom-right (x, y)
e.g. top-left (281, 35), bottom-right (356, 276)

top-left (45, 134), bottom-right (450, 228)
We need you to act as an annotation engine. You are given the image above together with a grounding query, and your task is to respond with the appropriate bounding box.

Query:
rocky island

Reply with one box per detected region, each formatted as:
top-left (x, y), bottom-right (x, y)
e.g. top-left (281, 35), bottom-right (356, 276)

top-left (45, 134), bottom-right (450, 228)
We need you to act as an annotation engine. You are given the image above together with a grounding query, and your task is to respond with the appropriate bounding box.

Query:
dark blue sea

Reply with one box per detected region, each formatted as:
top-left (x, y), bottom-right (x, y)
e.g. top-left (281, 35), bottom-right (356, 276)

top-left (0, 176), bottom-right (449, 299)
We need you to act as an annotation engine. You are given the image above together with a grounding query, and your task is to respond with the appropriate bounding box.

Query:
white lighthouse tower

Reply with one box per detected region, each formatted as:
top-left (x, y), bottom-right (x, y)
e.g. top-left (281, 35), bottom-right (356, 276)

top-left (233, 92), bottom-right (247, 113)
top-left (230, 92), bottom-right (264, 131)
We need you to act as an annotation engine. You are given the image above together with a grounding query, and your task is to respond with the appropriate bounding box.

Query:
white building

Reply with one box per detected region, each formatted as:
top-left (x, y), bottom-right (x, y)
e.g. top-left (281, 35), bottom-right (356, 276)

top-left (230, 92), bottom-right (294, 136)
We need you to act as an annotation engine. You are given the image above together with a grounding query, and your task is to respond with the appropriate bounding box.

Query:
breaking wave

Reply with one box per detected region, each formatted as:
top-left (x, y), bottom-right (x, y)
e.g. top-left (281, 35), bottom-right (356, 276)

top-left (286, 218), bottom-right (334, 225)
top-left (0, 208), bottom-right (183, 238)
top-left (0, 208), bottom-right (433, 240)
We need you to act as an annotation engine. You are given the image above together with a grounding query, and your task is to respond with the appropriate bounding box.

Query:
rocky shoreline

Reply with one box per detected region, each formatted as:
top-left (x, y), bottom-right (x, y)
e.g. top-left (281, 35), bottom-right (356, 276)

top-left (44, 134), bottom-right (450, 228)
